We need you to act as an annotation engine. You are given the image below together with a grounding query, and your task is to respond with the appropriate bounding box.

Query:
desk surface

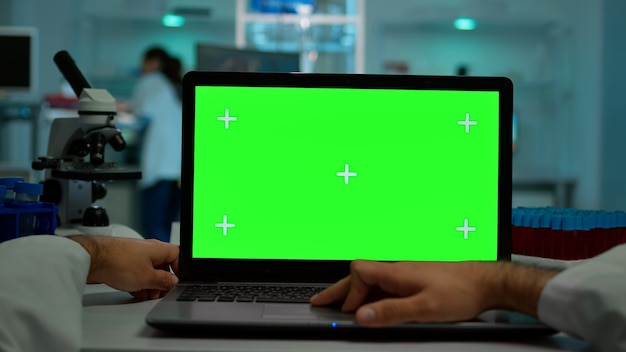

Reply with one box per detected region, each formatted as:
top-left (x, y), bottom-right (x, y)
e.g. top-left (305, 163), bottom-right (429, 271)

top-left (81, 285), bottom-right (590, 352)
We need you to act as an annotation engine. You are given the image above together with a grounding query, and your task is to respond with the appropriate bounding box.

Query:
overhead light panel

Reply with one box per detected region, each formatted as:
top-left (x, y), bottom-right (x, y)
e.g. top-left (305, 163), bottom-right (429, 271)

top-left (162, 13), bottom-right (185, 27)
top-left (454, 18), bottom-right (476, 30)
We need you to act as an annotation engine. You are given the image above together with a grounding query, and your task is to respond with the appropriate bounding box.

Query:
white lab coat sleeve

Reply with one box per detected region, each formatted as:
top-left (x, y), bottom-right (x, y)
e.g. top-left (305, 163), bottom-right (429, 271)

top-left (0, 235), bottom-right (90, 352)
top-left (537, 244), bottom-right (626, 352)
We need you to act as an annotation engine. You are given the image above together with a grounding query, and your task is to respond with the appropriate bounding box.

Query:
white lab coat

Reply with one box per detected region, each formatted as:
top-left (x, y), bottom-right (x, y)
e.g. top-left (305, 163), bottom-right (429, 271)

top-left (0, 236), bottom-right (625, 351)
top-left (538, 243), bottom-right (626, 352)
top-left (132, 71), bottom-right (182, 190)
top-left (0, 235), bottom-right (89, 352)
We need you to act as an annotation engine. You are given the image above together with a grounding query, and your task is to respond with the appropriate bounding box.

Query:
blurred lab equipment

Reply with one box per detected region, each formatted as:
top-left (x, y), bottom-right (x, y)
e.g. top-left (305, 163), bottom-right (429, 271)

top-left (31, 51), bottom-right (141, 233)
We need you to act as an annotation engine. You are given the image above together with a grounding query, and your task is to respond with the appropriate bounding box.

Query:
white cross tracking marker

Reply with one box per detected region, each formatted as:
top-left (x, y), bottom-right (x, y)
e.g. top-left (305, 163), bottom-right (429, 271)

top-left (217, 108), bottom-right (237, 129)
top-left (215, 215), bottom-right (235, 236)
top-left (458, 113), bottom-right (477, 133)
top-left (337, 164), bottom-right (357, 185)
top-left (456, 219), bottom-right (477, 239)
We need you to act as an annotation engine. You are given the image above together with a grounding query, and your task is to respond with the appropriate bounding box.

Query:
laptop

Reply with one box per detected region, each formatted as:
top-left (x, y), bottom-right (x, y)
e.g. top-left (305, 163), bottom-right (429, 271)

top-left (146, 71), bottom-right (548, 337)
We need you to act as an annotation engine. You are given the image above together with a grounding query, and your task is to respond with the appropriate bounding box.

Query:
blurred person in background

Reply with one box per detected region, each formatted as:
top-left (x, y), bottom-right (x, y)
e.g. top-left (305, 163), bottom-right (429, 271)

top-left (131, 46), bottom-right (182, 242)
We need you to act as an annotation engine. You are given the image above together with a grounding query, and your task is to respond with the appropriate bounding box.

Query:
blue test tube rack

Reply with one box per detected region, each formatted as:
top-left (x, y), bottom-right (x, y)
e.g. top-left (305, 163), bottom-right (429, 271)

top-left (0, 180), bottom-right (59, 243)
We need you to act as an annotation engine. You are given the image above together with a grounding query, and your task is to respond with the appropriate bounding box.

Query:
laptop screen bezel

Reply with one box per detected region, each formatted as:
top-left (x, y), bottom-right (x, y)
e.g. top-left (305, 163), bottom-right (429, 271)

top-left (179, 71), bottom-right (512, 283)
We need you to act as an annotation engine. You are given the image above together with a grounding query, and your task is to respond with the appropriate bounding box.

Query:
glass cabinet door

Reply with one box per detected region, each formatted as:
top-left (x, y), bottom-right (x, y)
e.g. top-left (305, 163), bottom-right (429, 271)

top-left (236, 0), bottom-right (364, 73)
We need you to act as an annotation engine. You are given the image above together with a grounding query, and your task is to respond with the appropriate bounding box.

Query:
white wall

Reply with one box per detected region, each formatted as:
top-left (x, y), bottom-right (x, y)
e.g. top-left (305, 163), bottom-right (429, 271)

top-left (0, 1), bottom-right (11, 25)
top-left (567, 1), bottom-right (603, 210)
top-left (76, 16), bottom-right (235, 99)
top-left (364, 0), bottom-right (606, 210)
top-left (2, 0), bottom-right (622, 211)
top-left (4, 0), bottom-right (235, 99)
top-left (599, 0), bottom-right (626, 211)
top-left (77, 2), bottom-right (236, 84)
top-left (377, 25), bottom-right (563, 174)
top-left (363, 0), bottom-right (577, 73)
top-left (83, 20), bottom-right (234, 78)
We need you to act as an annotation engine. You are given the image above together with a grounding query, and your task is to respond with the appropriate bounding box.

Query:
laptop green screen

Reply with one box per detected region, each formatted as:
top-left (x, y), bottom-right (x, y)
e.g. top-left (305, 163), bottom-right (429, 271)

top-left (192, 86), bottom-right (500, 261)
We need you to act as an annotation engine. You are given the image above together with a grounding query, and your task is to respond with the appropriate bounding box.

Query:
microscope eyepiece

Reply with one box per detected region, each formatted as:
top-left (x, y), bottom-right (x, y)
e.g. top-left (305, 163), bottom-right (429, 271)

top-left (53, 50), bottom-right (91, 97)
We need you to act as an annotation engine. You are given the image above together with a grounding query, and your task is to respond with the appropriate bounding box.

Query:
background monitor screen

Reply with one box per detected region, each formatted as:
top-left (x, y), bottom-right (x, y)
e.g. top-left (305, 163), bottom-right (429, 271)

top-left (0, 27), bottom-right (37, 98)
top-left (196, 44), bottom-right (299, 73)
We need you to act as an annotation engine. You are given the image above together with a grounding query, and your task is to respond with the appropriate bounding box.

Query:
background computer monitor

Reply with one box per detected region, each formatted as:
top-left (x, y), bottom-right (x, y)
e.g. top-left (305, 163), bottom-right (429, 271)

top-left (0, 27), bottom-right (38, 100)
top-left (196, 44), bottom-right (299, 73)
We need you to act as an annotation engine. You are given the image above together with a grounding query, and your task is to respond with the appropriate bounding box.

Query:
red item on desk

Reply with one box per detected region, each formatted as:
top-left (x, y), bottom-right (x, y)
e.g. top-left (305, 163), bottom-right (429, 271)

top-left (512, 226), bottom-right (626, 260)
top-left (44, 93), bottom-right (79, 109)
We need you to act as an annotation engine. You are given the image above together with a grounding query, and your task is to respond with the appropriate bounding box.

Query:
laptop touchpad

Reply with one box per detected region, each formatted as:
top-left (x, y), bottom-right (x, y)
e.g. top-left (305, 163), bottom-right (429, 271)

top-left (262, 304), bottom-right (353, 320)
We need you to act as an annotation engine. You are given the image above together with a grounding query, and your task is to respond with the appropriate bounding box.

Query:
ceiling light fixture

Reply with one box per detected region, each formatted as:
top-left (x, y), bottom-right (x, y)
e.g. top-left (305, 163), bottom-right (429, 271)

top-left (162, 14), bottom-right (185, 27)
top-left (454, 18), bottom-right (476, 30)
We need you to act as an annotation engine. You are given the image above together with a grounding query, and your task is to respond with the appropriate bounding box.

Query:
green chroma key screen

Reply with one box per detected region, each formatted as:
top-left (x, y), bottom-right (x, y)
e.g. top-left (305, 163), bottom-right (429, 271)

top-left (192, 86), bottom-right (500, 261)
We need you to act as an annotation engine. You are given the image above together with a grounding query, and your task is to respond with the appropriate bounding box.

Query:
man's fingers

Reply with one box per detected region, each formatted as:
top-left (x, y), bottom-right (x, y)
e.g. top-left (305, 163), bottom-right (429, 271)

top-left (355, 295), bottom-right (430, 327)
top-left (145, 269), bottom-right (179, 291)
top-left (311, 260), bottom-right (408, 310)
top-left (349, 260), bottom-right (411, 293)
top-left (170, 255), bottom-right (180, 276)
top-left (341, 264), bottom-right (374, 312)
top-left (131, 290), bottom-right (148, 301)
top-left (343, 260), bottom-right (414, 310)
top-left (148, 289), bottom-right (162, 300)
top-left (310, 276), bottom-right (351, 306)
top-left (148, 241), bottom-right (180, 274)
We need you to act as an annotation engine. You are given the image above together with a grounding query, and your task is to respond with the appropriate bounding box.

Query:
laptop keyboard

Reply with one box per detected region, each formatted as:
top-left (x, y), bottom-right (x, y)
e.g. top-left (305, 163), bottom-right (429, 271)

top-left (176, 285), bottom-right (326, 303)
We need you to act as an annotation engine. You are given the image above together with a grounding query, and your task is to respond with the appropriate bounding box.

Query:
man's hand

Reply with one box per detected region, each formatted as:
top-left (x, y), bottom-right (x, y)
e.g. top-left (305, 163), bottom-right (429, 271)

top-left (310, 260), bottom-right (558, 327)
top-left (68, 235), bottom-right (179, 300)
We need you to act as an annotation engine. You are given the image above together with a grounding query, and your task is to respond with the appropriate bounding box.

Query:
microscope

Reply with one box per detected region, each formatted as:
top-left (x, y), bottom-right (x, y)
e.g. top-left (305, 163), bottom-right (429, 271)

top-left (32, 51), bottom-right (141, 235)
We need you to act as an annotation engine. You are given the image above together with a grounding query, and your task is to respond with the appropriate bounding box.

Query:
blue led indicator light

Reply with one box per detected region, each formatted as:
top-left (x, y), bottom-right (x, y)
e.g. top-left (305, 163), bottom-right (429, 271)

top-left (331, 322), bottom-right (338, 328)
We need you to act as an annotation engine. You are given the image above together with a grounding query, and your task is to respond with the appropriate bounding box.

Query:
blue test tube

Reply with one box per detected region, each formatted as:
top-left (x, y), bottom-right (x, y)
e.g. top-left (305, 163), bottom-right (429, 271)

top-left (0, 185), bottom-right (6, 207)
top-left (0, 177), bottom-right (25, 201)
top-left (13, 182), bottom-right (44, 236)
